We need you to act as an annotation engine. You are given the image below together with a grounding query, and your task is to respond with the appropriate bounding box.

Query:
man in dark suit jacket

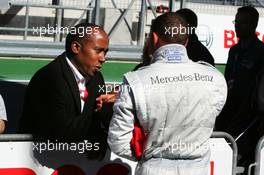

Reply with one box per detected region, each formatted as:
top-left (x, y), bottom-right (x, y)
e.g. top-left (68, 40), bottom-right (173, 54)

top-left (19, 23), bottom-right (111, 158)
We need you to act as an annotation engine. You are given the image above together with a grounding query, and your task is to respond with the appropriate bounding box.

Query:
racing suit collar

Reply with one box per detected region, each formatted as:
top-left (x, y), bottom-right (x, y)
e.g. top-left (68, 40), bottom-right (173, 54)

top-left (152, 44), bottom-right (190, 64)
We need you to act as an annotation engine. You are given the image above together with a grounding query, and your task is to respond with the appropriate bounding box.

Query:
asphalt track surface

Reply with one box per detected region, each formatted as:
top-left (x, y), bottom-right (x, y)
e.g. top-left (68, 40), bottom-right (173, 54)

top-left (0, 57), bottom-right (225, 133)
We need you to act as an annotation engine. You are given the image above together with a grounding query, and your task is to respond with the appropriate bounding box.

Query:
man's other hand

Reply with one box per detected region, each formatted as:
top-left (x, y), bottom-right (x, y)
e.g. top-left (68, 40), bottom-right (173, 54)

top-left (0, 119), bottom-right (5, 134)
top-left (96, 93), bottom-right (117, 111)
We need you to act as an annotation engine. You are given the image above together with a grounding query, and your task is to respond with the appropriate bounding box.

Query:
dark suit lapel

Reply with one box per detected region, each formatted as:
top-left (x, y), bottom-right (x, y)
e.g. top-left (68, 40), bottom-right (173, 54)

top-left (59, 53), bottom-right (81, 114)
top-left (82, 72), bottom-right (101, 116)
top-left (82, 79), bottom-right (95, 116)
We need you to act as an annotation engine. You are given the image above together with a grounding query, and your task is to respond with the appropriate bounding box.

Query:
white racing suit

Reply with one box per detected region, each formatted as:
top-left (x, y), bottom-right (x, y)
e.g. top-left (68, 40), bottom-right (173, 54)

top-left (108, 44), bottom-right (227, 175)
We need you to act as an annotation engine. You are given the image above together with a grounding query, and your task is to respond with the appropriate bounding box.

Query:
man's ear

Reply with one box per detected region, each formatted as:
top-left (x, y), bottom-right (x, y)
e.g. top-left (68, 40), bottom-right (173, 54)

top-left (152, 32), bottom-right (159, 45)
top-left (71, 41), bottom-right (81, 54)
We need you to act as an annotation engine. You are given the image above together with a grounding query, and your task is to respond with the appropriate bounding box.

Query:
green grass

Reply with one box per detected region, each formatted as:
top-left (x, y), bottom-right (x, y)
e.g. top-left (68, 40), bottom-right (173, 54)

top-left (0, 57), bottom-right (225, 82)
top-left (0, 58), bottom-right (50, 80)
top-left (216, 64), bottom-right (225, 74)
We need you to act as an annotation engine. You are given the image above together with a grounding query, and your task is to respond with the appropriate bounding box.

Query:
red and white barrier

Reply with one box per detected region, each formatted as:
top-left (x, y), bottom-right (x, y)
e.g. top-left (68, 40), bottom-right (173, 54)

top-left (0, 138), bottom-right (233, 175)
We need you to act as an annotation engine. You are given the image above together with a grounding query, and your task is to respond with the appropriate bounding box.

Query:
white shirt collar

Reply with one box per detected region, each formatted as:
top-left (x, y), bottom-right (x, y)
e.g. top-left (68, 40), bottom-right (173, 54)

top-left (152, 44), bottom-right (190, 64)
top-left (65, 56), bottom-right (86, 84)
top-left (66, 56), bottom-right (88, 112)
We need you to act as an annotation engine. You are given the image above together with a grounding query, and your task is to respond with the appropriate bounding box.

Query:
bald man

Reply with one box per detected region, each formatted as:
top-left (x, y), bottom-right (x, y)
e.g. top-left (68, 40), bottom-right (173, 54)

top-left (19, 23), bottom-right (110, 156)
top-left (108, 12), bottom-right (227, 175)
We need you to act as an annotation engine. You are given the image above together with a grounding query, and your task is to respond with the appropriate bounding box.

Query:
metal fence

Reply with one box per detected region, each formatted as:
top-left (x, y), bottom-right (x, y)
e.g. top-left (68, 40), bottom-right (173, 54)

top-left (11, 0), bottom-right (94, 7)
top-left (4, 0), bottom-right (95, 42)
top-left (2, 0), bottom-right (263, 42)
top-left (0, 0), bottom-right (169, 54)
top-left (211, 131), bottom-right (238, 175)
top-left (247, 135), bottom-right (264, 175)
top-left (0, 0), bottom-right (264, 59)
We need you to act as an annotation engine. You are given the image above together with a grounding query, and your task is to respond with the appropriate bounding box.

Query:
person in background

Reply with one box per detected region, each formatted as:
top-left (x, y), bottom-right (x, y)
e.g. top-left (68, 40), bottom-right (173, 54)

top-left (215, 6), bottom-right (264, 172)
top-left (133, 38), bottom-right (152, 71)
top-left (176, 8), bottom-right (215, 66)
top-left (108, 12), bottom-right (227, 175)
top-left (0, 94), bottom-right (7, 134)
